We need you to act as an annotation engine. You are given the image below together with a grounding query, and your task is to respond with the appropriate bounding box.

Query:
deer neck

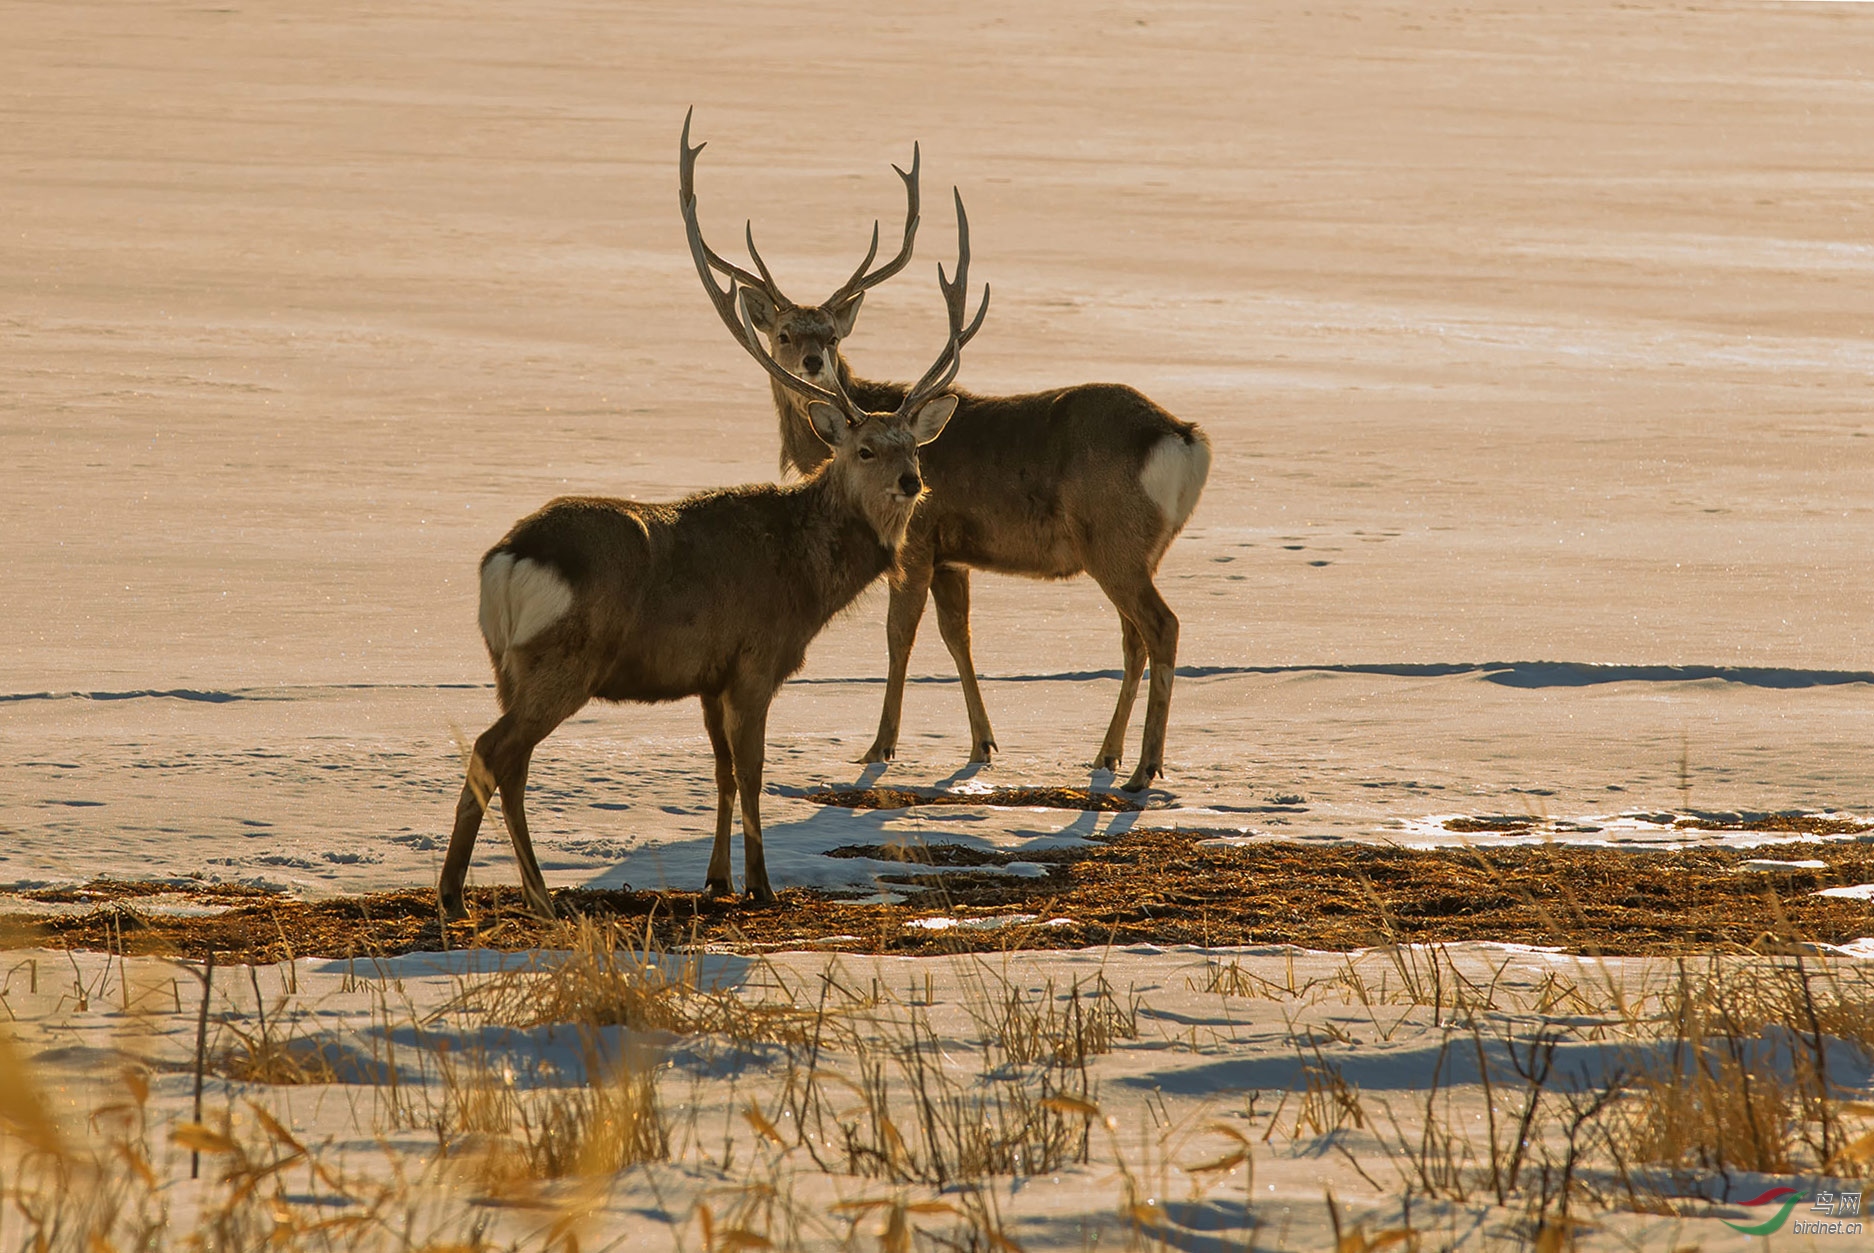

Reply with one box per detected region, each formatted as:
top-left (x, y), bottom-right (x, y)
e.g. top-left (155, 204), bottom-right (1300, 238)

top-left (772, 381), bottom-right (831, 477)
top-left (792, 469), bottom-right (908, 614)
top-left (771, 356), bottom-right (909, 478)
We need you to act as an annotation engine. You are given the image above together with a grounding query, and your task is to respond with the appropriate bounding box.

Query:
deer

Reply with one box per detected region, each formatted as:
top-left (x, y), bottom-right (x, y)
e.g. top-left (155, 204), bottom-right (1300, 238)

top-left (679, 113), bottom-right (1211, 793)
top-left (437, 178), bottom-right (987, 918)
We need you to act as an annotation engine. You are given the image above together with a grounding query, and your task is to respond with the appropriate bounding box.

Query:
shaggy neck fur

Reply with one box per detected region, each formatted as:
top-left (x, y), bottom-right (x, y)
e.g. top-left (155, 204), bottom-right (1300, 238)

top-left (793, 453), bottom-right (919, 589)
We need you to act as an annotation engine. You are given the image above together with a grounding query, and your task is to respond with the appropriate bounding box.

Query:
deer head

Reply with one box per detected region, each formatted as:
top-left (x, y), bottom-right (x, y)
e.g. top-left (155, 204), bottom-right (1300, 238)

top-left (679, 109), bottom-right (919, 389)
top-left (681, 109), bottom-right (987, 548)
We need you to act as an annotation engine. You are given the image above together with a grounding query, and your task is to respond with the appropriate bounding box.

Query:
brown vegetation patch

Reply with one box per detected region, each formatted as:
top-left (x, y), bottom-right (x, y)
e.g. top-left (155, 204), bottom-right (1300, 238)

top-left (1440, 811), bottom-right (1874, 837)
top-left (822, 841), bottom-right (1087, 867)
top-left (8, 834), bottom-right (1874, 962)
top-left (803, 786), bottom-right (1141, 812)
top-left (1442, 816), bottom-right (1535, 833)
top-left (1674, 813), bottom-right (1874, 836)
top-left (12, 878), bottom-right (280, 905)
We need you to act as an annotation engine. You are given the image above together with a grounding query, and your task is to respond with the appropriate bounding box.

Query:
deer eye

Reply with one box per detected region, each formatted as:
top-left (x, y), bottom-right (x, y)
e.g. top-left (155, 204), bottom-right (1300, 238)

top-left (777, 332), bottom-right (792, 345)
top-left (857, 447), bottom-right (876, 461)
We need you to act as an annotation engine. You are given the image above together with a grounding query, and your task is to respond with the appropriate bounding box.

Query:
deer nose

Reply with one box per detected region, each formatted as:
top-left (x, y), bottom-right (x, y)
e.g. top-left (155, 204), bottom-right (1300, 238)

top-left (898, 473), bottom-right (922, 496)
top-left (801, 353), bottom-right (823, 374)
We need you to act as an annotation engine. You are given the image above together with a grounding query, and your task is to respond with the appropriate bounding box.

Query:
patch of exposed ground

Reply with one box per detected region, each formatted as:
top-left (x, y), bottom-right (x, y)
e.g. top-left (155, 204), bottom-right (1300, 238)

top-left (1442, 812), bottom-right (1874, 836)
top-left (802, 786), bottom-right (1143, 812)
top-left (1674, 813), bottom-right (1874, 836)
top-left (1443, 816), bottom-right (1538, 833)
top-left (7, 833), bottom-right (1874, 962)
top-left (10, 879), bottom-right (278, 905)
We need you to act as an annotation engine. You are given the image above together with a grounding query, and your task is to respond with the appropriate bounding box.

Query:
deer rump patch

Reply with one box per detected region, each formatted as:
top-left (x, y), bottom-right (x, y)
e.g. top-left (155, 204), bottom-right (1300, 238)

top-left (1138, 432), bottom-right (1211, 531)
top-left (478, 553), bottom-right (575, 655)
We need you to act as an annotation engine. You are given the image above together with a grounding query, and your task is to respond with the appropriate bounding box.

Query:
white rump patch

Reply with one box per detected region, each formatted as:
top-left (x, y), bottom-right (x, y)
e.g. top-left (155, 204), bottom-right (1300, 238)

top-left (478, 554), bottom-right (574, 656)
top-left (1139, 433), bottom-right (1212, 531)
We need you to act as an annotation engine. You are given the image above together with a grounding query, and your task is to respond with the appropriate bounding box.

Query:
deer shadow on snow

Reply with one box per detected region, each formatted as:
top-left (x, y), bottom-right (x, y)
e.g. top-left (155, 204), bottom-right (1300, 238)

top-left (573, 761), bottom-right (1146, 901)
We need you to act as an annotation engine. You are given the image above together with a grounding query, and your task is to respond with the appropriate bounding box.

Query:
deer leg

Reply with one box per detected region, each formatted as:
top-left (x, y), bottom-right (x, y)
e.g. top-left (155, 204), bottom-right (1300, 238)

top-left (1088, 568), bottom-right (1180, 793)
top-left (440, 725), bottom-right (503, 920)
top-left (493, 749), bottom-right (557, 919)
top-left (701, 692), bottom-right (737, 897)
top-left (929, 565), bottom-right (997, 762)
top-left (723, 689), bottom-right (777, 904)
top-left (1095, 616), bottom-right (1148, 772)
top-left (859, 561), bottom-right (934, 764)
top-left (439, 669), bottom-right (584, 920)
top-left (442, 712), bottom-right (561, 920)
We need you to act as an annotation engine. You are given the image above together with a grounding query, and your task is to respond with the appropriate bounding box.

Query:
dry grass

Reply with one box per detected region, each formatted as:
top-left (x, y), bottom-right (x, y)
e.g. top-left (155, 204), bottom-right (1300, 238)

top-left (440, 1035), bottom-right (669, 1200)
top-left (1674, 813), bottom-right (1874, 836)
top-left (443, 915), bottom-right (816, 1047)
top-left (15, 834), bottom-right (1874, 962)
top-left (808, 1003), bottom-right (1096, 1186)
top-left (215, 965), bottom-right (341, 1085)
top-left (6, 832), bottom-right (1874, 1248)
top-left (1607, 956), bottom-right (1874, 1180)
top-left (0, 1049), bottom-right (480, 1252)
top-left (964, 969), bottom-right (1140, 1068)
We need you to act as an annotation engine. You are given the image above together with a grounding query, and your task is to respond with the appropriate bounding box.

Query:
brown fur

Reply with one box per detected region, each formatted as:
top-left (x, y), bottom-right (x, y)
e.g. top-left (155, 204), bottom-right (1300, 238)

top-left (439, 405), bottom-right (949, 918)
top-left (677, 116), bottom-right (1202, 788)
top-left (751, 301), bottom-right (1211, 791)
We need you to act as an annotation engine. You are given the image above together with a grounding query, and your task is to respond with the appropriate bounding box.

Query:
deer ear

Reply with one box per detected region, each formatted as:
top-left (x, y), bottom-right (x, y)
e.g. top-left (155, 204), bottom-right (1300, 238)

top-left (907, 394), bottom-right (957, 446)
top-left (829, 292), bottom-right (864, 339)
top-left (806, 401), bottom-right (851, 447)
top-left (739, 287), bottom-right (779, 334)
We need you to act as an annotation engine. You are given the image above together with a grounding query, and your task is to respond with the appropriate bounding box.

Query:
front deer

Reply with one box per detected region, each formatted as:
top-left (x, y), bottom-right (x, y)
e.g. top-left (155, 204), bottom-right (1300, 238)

top-left (439, 201), bottom-right (985, 917)
top-left (681, 114), bottom-right (1210, 791)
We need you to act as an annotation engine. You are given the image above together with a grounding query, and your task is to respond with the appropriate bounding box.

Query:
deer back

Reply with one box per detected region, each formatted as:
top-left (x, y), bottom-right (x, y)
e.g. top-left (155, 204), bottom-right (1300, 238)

top-left (484, 479), bottom-right (898, 705)
top-left (778, 373), bottom-right (1204, 578)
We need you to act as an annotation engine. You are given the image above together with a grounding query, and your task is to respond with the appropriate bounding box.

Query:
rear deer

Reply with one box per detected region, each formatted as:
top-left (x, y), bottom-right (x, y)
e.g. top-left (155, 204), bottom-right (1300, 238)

top-left (681, 114), bottom-right (1210, 792)
top-left (438, 190), bottom-right (985, 917)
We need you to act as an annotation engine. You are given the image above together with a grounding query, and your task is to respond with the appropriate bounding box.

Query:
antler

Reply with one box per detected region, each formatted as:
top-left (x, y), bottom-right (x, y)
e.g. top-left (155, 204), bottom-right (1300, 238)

top-left (897, 188), bottom-right (991, 419)
top-left (678, 108), bottom-right (793, 308)
top-left (682, 109), bottom-right (917, 317)
top-left (822, 142), bottom-right (921, 312)
top-left (679, 109), bottom-right (984, 428)
top-left (681, 113), bottom-right (864, 420)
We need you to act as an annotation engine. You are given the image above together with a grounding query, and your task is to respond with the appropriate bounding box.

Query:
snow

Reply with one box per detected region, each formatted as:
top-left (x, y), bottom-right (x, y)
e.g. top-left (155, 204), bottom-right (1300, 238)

top-left (4, 942), bottom-right (1868, 1249)
top-left (6, 0), bottom-right (1874, 1246)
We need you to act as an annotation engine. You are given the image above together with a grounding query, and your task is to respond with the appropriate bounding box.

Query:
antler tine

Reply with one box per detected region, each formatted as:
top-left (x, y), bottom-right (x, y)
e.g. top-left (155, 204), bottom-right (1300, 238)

top-left (824, 142), bottom-right (921, 309)
top-left (678, 108), bottom-right (790, 304)
top-left (743, 221), bottom-right (787, 304)
top-left (899, 187), bottom-right (991, 416)
top-left (937, 187), bottom-right (990, 351)
top-left (680, 124), bottom-right (762, 346)
top-left (839, 222), bottom-right (883, 299)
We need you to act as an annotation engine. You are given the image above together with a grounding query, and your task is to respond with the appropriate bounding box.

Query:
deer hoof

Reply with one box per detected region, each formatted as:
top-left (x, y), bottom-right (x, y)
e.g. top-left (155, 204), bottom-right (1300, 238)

top-left (744, 886), bottom-right (778, 908)
top-left (1119, 764), bottom-right (1160, 793)
top-left (1094, 753), bottom-right (1122, 773)
top-left (439, 891), bottom-right (469, 922)
top-left (704, 878), bottom-right (734, 898)
top-left (857, 742), bottom-right (896, 764)
top-left (968, 739), bottom-right (997, 763)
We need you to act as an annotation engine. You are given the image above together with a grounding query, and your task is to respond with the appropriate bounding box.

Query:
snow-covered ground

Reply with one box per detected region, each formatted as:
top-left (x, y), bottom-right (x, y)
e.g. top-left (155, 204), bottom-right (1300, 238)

top-left (5, 674), bottom-right (1873, 904)
top-left (9, 941), bottom-right (1874, 1250)
top-left (5, 1), bottom-right (1874, 1245)
top-left (4, 0), bottom-right (1873, 906)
